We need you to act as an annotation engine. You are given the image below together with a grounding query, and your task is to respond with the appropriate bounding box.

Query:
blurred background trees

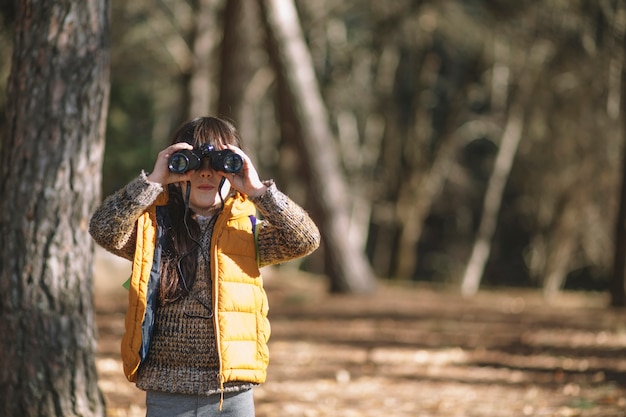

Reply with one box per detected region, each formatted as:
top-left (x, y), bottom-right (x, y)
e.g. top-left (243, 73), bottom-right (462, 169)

top-left (2, 0), bottom-right (625, 300)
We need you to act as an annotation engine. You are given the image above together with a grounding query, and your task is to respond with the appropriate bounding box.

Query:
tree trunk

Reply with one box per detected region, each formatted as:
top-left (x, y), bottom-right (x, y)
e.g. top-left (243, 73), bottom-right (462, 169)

top-left (0, 0), bottom-right (109, 415)
top-left (460, 99), bottom-right (525, 297)
top-left (188, 0), bottom-right (221, 118)
top-left (258, 0), bottom-right (376, 293)
top-left (612, 116), bottom-right (626, 306)
top-left (461, 42), bottom-right (552, 297)
top-left (218, 0), bottom-right (258, 124)
top-left (217, 0), bottom-right (270, 165)
top-left (610, 0), bottom-right (626, 307)
top-left (543, 201), bottom-right (579, 299)
top-left (394, 124), bottom-right (467, 279)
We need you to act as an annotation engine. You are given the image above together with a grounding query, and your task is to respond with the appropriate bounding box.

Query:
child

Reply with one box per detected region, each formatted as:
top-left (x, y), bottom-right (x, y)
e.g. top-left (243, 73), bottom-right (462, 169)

top-left (89, 116), bottom-right (320, 417)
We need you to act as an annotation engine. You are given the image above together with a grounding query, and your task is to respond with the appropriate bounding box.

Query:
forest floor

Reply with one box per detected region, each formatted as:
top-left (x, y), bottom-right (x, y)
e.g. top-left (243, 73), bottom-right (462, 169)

top-left (94, 248), bottom-right (626, 417)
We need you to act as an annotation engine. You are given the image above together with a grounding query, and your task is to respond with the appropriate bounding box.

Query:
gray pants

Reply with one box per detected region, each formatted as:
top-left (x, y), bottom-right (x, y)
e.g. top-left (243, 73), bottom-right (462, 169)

top-left (145, 389), bottom-right (255, 417)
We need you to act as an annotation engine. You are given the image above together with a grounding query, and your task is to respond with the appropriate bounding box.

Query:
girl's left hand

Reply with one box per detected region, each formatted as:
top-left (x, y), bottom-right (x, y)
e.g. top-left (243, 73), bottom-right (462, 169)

top-left (222, 144), bottom-right (268, 198)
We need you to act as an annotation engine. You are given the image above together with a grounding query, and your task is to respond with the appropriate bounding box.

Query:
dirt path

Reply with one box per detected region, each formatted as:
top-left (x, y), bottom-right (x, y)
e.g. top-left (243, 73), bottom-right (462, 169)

top-left (94, 250), bottom-right (626, 416)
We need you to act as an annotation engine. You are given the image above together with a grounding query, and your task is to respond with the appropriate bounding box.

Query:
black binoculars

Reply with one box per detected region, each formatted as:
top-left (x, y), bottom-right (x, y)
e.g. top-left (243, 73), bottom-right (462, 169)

top-left (168, 144), bottom-right (243, 174)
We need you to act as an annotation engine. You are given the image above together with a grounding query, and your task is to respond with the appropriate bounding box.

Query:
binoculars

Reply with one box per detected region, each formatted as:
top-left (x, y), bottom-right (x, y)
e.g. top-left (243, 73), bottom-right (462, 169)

top-left (168, 144), bottom-right (243, 174)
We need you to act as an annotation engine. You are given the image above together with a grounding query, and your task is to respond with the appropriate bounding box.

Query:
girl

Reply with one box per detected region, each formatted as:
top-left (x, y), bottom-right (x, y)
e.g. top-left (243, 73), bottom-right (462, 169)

top-left (89, 116), bottom-right (320, 417)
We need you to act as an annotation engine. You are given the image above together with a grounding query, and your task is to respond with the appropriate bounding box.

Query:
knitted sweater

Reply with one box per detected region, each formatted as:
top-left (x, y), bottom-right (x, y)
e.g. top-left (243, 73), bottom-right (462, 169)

top-left (89, 173), bottom-right (320, 395)
top-left (136, 215), bottom-right (231, 395)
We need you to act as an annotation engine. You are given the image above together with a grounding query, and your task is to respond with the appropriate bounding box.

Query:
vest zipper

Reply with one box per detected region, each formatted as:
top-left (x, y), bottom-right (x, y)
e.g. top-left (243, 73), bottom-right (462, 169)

top-left (212, 210), bottom-right (226, 411)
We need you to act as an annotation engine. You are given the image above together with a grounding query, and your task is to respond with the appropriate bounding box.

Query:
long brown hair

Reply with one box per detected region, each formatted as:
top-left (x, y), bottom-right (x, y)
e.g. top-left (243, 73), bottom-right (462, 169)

top-left (159, 116), bottom-right (242, 303)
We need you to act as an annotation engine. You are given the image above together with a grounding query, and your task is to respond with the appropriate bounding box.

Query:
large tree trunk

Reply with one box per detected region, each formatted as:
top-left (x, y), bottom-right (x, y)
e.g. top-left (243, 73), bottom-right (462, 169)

top-left (188, 0), bottom-right (221, 118)
top-left (258, 0), bottom-right (376, 293)
top-left (218, 0), bottom-right (269, 163)
top-left (218, 0), bottom-right (258, 124)
top-left (0, 0), bottom-right (109, 415)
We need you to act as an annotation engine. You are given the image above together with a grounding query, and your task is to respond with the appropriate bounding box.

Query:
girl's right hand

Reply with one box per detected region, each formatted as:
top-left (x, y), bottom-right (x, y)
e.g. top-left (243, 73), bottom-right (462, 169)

top-left (147, 143), bottom-right (194, 185)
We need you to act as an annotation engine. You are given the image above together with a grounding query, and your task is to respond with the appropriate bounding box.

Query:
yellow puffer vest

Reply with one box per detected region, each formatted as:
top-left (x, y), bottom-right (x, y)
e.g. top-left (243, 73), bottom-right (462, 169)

top-left (120, 192), bottom-right (270, 386)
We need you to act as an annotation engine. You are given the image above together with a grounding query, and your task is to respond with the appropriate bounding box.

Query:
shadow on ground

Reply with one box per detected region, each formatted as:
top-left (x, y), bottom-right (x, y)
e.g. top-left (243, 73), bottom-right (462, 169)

top-left (94, 248), bottom-right (626, 417)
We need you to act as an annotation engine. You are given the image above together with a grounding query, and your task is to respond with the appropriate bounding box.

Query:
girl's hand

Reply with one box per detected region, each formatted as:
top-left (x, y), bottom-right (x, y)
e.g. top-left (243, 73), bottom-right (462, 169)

top-left (147, 143), bottom-right (194, 185)
top-left (222, 144), bottom-right (268, 198)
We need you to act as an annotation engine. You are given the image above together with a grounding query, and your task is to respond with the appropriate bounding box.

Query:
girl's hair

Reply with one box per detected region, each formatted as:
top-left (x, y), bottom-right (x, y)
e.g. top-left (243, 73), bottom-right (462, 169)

top-left (160, 116), bottom-right (242, 303)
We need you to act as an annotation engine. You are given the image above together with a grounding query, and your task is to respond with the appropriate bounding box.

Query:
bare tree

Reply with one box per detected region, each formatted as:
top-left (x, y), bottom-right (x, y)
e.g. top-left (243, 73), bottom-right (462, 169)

top-left (0, 0), bottom-right (109, 415)
top-left (461, 41), bottom-right (552, 297)
top-left (258, 0), bottom-right (376, 293)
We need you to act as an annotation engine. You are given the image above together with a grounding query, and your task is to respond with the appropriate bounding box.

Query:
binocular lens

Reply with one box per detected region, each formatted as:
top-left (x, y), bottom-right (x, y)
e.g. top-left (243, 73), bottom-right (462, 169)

top-left (168, 154), bottom-right (190, 174)
top-left (223, 154), bottom-right (243, 173)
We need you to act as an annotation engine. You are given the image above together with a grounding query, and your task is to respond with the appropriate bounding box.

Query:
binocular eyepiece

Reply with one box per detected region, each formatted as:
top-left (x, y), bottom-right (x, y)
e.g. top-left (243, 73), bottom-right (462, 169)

top-left (168, 144), bottom-right (243, 174)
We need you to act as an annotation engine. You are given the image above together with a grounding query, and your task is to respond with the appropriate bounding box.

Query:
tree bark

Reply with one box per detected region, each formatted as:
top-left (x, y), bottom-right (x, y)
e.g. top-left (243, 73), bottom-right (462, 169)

top-left (0, 0), bottom-right (109, 415)
top-left (258, 0), bottom-right (376, 293)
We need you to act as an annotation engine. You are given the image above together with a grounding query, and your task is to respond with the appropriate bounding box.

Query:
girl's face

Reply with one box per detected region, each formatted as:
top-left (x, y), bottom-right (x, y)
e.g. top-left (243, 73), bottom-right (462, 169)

top-left (182, 157), bottom-right (231, 217)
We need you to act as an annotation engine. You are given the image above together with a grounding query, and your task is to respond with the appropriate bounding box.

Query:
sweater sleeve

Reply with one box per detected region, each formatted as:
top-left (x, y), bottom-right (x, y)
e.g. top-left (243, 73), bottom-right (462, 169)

top-left (89, 171), bottom-right (164, 261)
top-left (249, 181), bottom-right (320, 267)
